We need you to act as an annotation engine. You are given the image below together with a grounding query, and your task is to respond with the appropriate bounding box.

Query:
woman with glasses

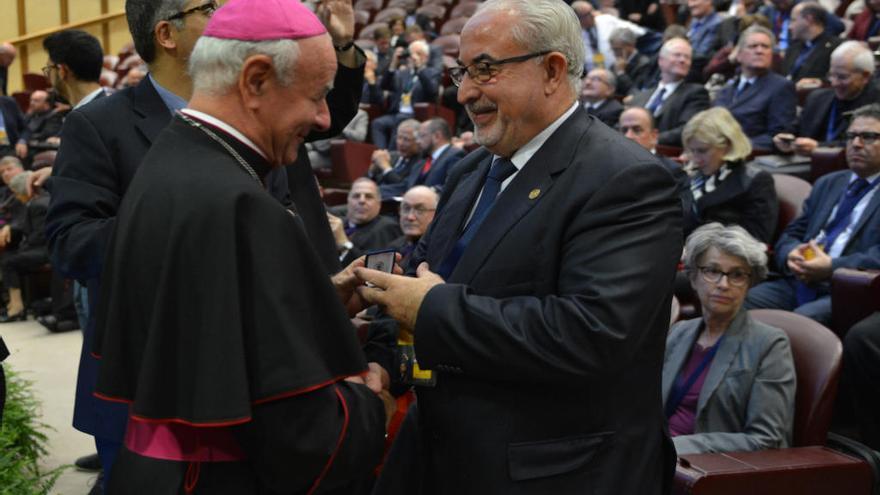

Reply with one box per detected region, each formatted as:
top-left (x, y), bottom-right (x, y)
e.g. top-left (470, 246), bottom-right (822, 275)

top-left (682, 107), bottom-right (778, 244)
top-left (663, 222), bottom-right (796, 454)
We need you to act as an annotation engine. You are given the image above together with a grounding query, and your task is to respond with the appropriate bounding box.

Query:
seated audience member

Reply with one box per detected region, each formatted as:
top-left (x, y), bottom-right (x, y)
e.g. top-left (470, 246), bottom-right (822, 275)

top-left (745, 104), bottom-right (880, 324)
top-left (609, 27), bottom-right (653, 94)
top-left (372, 25), bottom-right (394, 75)
top-left (0, 95), bottom-right (24, 158)
top-left (413, 118), bottom-right (464, 193)
top-left (760, 0), bottom-right (795, 52)
top-left (0, 156), bottom-right (24, 225)
top-left (630, 38), bottom-right (709, 147)
top-left (774, 41), bottom-right (879, 155)
top-left (686, 0), bottom-right (724, 59)
top-left (781, 2), bottom-right (841, 87)
top-left (842, 311), bottom-right (880, 450)
top-left (330, 178), bottom-right (402, 265)
top-left (848, 0), bottom-right (880, 41)
top-left (368, 119), bottom-right (425, 199)
top-left (369, 40), bottom-right (440, 149)
top-left (619, 106), bottom-right (693, 221)
top-left (0, 172), bottom-right (50, 322)
top-left (306, 109), bottom-right (369, 171)
top-left (683, 107), bottom-right (778, 243)
top-left (702, 14), bottom-right (769, 83)
top-left (665, 223), bottom-right (796, 454)
top-left (581, 68), bottom-right (624, 127)
top-left (15, 90), bottom-right (64, 160)
top-left (120, 65), bottom-right (147, 88)
top-left (362, 50), bottom-right (382, 105)
top-left (402, 25), bottom-right (443, 71)
top-left (571, 1), bottom-right (646, 73)
top-left (390, 185), bottom-right (439, 266)
top-left (713, 26), bottom-right (796, 151)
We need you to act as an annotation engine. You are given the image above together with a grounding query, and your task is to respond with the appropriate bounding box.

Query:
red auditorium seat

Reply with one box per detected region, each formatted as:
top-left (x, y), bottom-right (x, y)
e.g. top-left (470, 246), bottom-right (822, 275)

top-left (357, 22), bottom-right (387, 42)
top-left (449, 1), bottom-right (480, 18)
top-left (831, 268), bottom-right (880, 337)
top-left (656, 144), bottom-right (684, 158)
top-left (11, 91), bottom-right (31, 113)
top-left (424, 0), bottom-right (455, 6)
top-left (329, 139), bottom-right (377, 186)
top-left (440, 16), bottom-right (469, 35)
top-left (22, 73), bottom-right (50, 91)
top-left (416, 4), bottom-right (447, 23)
top-left (810, 147), bottom-right (847, 183)
top-left (413, 103), bottom-right (456, 133)
top-left (354, 0), bottom-right (384, 15)
top-left (386, 0), bottom-right (417, 10)
top-left (673, 310), bottom-right (874, 495)
top-left (431, 34), bottom-right (460, 57)
top-left (771, 174), bottom-right (811, 244)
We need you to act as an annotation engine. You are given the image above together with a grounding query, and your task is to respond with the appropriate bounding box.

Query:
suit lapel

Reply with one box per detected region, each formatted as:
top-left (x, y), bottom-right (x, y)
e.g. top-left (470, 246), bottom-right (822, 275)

top-left (133, 78), bottom-right (174, 146)
top-left (808, 173), bottom-right (850, 238)
top-left (662, 320), bottom-right (701, 405)
top-left (695, 165), bottom-right (744, 210)
top-left (846, 181), bottom-right (880, 247)
top-left (696, 310), bottom-right (748, 418)
top-left (448, 109), bottom-right (587, 283)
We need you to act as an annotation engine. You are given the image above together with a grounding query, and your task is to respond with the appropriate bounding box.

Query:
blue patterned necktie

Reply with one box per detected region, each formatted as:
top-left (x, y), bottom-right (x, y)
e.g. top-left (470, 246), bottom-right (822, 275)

top-left (436, 158), bottom-right (518, 279)
top-left (647, 87), bottom-right (666, 115)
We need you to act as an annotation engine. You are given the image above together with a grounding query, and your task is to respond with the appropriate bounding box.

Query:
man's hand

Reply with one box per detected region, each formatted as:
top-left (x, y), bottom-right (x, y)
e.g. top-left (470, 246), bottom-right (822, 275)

top-left (795, 77), bottom-right (822, 91)
top-left (793, 137), bottom-right (818, 156)
top-left (316, 0), bottom-right (355, 47)
top-left (355, 262), bottom-right (444, 332)
top-left (773, 133), bottom-right (796, 154)
top-left (370, 149), bottom-right (392, 174)
top-left (788, 241), bottom-right (832, 283)
top-left (26, 167), bottom-right (52, 196)
top-left (332, 253), bottom-right (404, 316)
top-left (364, 361), bottom-right (390, 394)
top-left (327, 212), bottom-right (350, 249)
top-left (14, 142), bottom-right (27, 159)
top-left (0, 225), bottom-right (11, 248)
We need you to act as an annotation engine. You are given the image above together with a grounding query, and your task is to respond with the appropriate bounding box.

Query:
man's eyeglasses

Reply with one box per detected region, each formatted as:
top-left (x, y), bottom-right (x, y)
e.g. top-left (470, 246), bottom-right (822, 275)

top-left (399, 204), bottom-right (435, 217)
top-left (697, 266), bottom-right (751, 287)
top-left (41, 63), bottom-right (59, 78)
top-left (449, 51), bottom-right (551, 87)
top-left (846, 132), bottom-right (880, 145)
top-left (166, 1), bottom-right (217, 22)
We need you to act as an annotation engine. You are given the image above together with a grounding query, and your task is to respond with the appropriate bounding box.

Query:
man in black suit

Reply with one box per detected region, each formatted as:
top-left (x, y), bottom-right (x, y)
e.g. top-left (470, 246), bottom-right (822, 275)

top-left (0, 95), bottom-right (24, 158)
top-left (414, 117), bottom-right (465, 193)
top-left (609, 27), bottom-right (653, 95)
top-left (774, 41), bottom-right (878, 156)
top-left (630, 37), bottom-right (710, 147)
top-left (368, 119), bottom-right (426, 199)
top-left (331, 178), bottom-right (402, 264)
top-left (391, 185), bottom-right (439, 266)
top-left (581, 68), bottom-right (624, 128)
top-left (14, 90), bottom-right (64, 161)
top-left (360, 1), bottom-right (682, 493)
top-left (44, 0), bottom-right (368, 491)
top-left (42, 30), bottom-right (105, 111)
top-left (781, 2), bottom-right (841, 87)
top-left (713, 26), bottom-right (797, 151)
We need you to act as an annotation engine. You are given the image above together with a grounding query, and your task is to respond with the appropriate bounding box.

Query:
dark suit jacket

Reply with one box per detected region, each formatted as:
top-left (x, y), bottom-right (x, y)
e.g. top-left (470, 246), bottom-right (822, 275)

top-left (21, 109), bottom-right (64, 143)
top-left (373, 152), bottom-right (427, 199)
top-left (662, 310), bottom-right (795, 454)
top-left (780, 32), bottom-right (841, 82)
top-left (585, 98), bottom-right (624, 128)
top-left (659, 155), bottom-right (695, 234)
top-left (378, 109), bottom-right (682, 494)
top-left (713, 72), bottom-right (797, 151)
top-left (797, 84), bottom-right (880, 146)
top-left (630, 83), bottom-right (710, 146)
top-left (381, 65), bottom-right (441, 115)
top-left (616, 52), bottom-right (654, 95)
top-left (690, 162), bottom-right (778, 244)
top-left (0, 96), bottom-right (24, 152)
top-left (405, 144), bottom-right (465, 192)
top-left (774, 169), bottom-right (880, 275)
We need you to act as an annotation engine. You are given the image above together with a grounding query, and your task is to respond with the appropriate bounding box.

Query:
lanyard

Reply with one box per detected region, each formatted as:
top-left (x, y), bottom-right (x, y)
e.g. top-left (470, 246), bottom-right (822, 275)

top-left (665, 333), bottom-right (725, 418)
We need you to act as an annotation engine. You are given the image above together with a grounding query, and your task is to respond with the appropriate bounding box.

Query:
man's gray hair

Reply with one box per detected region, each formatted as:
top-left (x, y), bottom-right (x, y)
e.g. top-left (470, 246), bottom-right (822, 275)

top-left (737, 25), bottom-right (776, 51)
top-left (659, 37), bottom-right (692, 58)
top-left (831, 40), bottom-right (875, 74)
top-left (0, 156), bottom-right (23, 169)
top-left (8, 171), bottom-right (31, 196)
top-left (684, 222), bottom-right (769, 286)
top-left (609, 27), bottom-right (638, 47)
top-left (189, 37), bottom-right (300, 95)
top-left (475, 0), bottom-right (586, 93)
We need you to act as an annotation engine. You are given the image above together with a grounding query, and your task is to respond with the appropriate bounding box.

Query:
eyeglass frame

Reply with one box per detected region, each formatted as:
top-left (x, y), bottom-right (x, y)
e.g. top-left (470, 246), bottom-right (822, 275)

top-left (845, 131), bottom-right (880, 145)
top-left (696, 265), bottom-right (752, 287)
top-left (399, 204), bottom-right (436, 217)
top-left (165, 0), bottom-right (217, 22)
top-left (41, 63), bottom-right (59, 78)
top-left (449, 50), bottom-right (552, 87)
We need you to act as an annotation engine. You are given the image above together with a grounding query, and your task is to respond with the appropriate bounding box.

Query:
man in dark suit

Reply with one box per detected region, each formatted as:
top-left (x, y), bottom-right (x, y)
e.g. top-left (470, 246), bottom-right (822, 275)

top-left (332, 178), bottom-right (402, 265)
top-left (0, 95), bottom-right (24, 158)
top-left (0, 43), bottom-right (14, 96)
top-left (774, 41), bottom-right (878, 156)
top-left (413, 117), bottom-right (465, 192)
top-left (44, 0), bottom-right (368, 490)
top-left (581, 68), bottom-right (624, 128)
top-left (609, 27), bottom-right (653, 95)
top-left (370, 39), bottom-right (441, 149)
top-left (630, 37), bottom-right (709, 147)
top-left (391, 185), bottom-right (439, 267)
top-left (713, 26), bottom-right (796, 151)
top-left (781, 2), bottom-right (840, 87)
top-left (359, 1), bottom-right (683, 493)
top-left (369, 119), bottom-right (427, 199)
top-left (746, 104), bottom-right (880, 325)
top-left (15, 90), bottom-right (64, 161)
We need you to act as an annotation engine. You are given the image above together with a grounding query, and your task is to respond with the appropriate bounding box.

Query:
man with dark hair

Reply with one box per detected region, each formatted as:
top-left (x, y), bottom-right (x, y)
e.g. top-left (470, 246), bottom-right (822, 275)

top-left (412, 117), bottom-right (464, 192)
top-left (746, 103), bottom-right (880, 325)
top-left (45, 0), bottom-right (369, 491)
top-left (42, 30), bottom-right (104, 107)
top-left (781, 2), bottom-right (841, 86)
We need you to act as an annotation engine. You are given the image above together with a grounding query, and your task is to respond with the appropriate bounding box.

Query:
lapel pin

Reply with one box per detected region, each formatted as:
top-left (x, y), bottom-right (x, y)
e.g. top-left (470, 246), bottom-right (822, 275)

top-left (529, 188), bottom-right (541, 200)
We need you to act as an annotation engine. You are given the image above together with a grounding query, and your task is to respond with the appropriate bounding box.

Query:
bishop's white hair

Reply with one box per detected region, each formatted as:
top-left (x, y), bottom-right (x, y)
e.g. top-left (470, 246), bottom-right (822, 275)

top-left (188, 36), bottom-right (300, 95)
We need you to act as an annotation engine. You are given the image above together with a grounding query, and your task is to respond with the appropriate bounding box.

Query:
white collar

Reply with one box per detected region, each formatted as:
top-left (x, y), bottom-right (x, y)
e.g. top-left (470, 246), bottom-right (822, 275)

top-left (180, 108), bottom-right (267, 159)
top-left (74, 87), bottom-right (106, 109)
top-left (501, 101), bottom-right (579, 171)
top-left (431, 143), bottom-right (450, 161)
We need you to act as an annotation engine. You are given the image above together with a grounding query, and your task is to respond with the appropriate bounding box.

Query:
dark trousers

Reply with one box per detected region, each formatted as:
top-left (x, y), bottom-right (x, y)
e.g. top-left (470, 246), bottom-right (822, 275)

top-left (842, 311), bottom-right (880, 450)
top-left (1, 247), bottom-right (48, 289)
top-left (744, 277), bottom-right (832, 326)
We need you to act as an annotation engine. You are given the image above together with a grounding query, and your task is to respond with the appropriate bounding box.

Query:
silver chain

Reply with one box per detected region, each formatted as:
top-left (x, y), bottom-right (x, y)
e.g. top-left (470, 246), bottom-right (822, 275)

top-left (179, 113), bottom-right (262, 184)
